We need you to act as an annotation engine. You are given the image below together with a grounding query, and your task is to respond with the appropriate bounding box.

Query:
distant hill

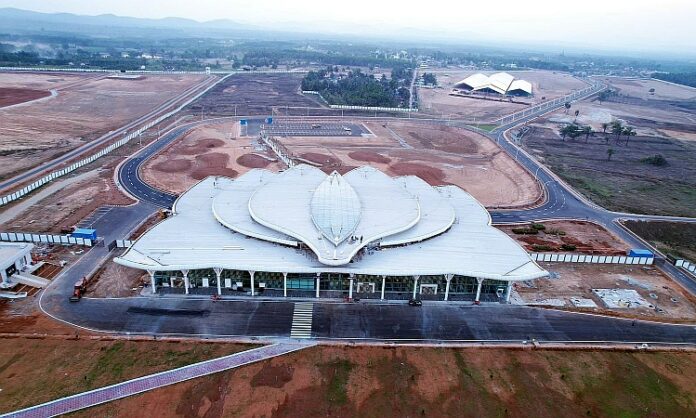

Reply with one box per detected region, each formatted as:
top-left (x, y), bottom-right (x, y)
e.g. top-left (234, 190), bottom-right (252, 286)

top-left (0, 7), bottom-right (260, 38)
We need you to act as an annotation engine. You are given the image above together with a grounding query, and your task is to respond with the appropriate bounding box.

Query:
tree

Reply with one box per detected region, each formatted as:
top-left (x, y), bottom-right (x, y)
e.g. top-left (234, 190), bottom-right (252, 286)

top-left (574, 109), bottom-right (580, 122)
top-left (607, 148), bottom-right (615, 161)
top-left (601, 122), bottom-right (609, 133)
top-left (564, 102), bottom-right (571, 114)
top-left (582, 126), bottom-right (593, 141)
top-left (610, 120), bottom-right (623, 141)
top-left (623, 126), bottom-right (636, 146)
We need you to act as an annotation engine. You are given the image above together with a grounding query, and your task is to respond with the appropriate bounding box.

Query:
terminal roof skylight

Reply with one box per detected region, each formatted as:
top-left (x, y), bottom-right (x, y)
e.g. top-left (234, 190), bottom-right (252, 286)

top-left (310, 171), bottom-right (361, 246)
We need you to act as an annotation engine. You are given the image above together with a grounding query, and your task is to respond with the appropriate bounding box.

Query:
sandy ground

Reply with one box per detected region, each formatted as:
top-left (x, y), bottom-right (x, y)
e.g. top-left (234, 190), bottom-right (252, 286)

top-left (69, 345), bottom-right (696, 418)
top-left (0, 167), bottom-right (133, 233)
top-left (594, 77), bottom-right (696, 101)
top-left (142, 122), bottom-right (283, 194)
top-left (498, 221), bottom-right (630, 254)
top-left (419, 69), bottom-right (588, 121)
top-left (87, 250), bottom-right (149, 298)
top-left (277, 121), bottom-right (540, 208)
top-left (0, 72), bottom-right (207, 181)
top-left (517, 263), bottom-right (696, 321)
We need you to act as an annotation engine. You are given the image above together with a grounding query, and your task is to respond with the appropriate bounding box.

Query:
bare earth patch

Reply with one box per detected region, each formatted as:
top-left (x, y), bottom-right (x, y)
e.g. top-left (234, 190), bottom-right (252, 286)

top-left (276, 121), bottom-right (540, 208)
top-left (142, 122), bottom-right (283, 194)
top-left (0, 87), bottom-right (51, 107)
top-left (0, 72), bottom-right (208, 181)
top-left (71, 346), bottom-right (696, 418)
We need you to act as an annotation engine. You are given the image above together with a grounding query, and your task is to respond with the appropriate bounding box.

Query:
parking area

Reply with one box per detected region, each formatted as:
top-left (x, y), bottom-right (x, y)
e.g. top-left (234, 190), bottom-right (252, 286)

top-left (76, 206), bottom-right (114, 230)
top-left (261, 122), bottom-right (367, 137)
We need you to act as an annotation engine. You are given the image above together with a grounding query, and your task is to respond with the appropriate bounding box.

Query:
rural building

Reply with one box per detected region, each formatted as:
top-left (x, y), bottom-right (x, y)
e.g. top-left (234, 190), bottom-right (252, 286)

top-left (116, 165), bottom-right (546, 301)
top-left (454, 72), bottom-right (533, 96)
top-left (0, 243), bottom-right (33, 286)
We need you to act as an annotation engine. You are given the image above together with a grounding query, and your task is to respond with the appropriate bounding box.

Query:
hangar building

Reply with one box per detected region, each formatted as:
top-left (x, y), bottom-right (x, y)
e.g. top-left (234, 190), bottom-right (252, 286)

top-left (453, 72), bottom-right (533, 96)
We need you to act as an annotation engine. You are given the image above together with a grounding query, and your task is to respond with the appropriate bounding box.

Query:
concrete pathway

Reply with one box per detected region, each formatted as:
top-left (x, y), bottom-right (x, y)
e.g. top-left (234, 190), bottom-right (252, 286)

top-left (2, 342), bottom-right (314, 418)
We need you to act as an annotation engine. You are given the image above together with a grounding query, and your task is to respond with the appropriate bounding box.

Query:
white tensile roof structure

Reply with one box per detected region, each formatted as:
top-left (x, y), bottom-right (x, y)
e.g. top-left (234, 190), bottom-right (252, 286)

top-left (454, 72), bottom-right (532, 95)
top-left (115, 165), bottom-right (547, 281)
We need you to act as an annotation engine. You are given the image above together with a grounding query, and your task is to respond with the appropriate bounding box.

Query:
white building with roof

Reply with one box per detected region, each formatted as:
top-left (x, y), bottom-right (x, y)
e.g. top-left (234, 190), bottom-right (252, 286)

top-left (454, 72), bottom-right (533, 96)
top-left (116, 165), bottom-right (546, 302)
top-left (0, 243), bottom-right (33, 287)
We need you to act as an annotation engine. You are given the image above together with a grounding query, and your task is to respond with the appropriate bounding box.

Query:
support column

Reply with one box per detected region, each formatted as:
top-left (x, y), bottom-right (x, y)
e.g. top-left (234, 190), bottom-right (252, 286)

top-left (249, 271), bottom-right (255, 296)
top-left (283, 272), bottom-right (288, 298)
top-left (315, 273), bottom-right (321, 298)
top-left (181, 269), bottom-right (189, 295)
top-left (213, 267), bottom-right (223, 296)
top-left (505, 281), bottom-right (512, 303)
top-left (380, 275), bottom-right (386, 300)
top-left (412, 275), bottom-right (420, 300)
top-left (474, 277), bottom-right (484, 303)
top-left (444, 274), bottom-right (453, 301)
top-left (147, 270), bottom-right (156, 294)
top-left (348, 274), bottom-right (354, 300)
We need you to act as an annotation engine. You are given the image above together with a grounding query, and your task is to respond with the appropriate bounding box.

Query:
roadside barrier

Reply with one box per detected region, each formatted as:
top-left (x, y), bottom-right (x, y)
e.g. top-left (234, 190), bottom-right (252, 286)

top-left (675, 259), bottom-right (696, 275)
top-left (0, 231), bottom-right (93, 247)
top-left (0, 74), bottom-right (232, 207)
top-left (531, 252), bottom-right (654, 265)
top-left (497, 80), bottom-right (605, 125)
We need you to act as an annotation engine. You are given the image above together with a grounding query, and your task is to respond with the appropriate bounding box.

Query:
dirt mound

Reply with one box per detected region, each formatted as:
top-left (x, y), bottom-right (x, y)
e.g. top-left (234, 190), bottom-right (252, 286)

top-left (236, 153), bottom-right (273, 168)
top-left (152, 159), bottom-right (192, 173)
top-left (0, 88), bottom-right (50, 107)
top-left (300, 152), bottom-right (341, 166)
top-left (389, 162), bottom-right (446, 185)
top-left (348, 151), bottom-right (391, 164)
top-left (177, 138), bottom-right (225, 155)
top-left (191, 152), bottom-right (238, 179)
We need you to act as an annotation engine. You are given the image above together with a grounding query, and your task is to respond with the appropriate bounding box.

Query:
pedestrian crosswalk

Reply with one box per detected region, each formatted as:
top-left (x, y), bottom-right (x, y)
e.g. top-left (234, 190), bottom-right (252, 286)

top-left (290, 302), bottom-right (314, 339)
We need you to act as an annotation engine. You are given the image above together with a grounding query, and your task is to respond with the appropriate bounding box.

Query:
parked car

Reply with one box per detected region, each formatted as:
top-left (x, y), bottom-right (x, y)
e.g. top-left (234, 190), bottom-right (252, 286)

top-left (408, 299), bottom-right (422, 307)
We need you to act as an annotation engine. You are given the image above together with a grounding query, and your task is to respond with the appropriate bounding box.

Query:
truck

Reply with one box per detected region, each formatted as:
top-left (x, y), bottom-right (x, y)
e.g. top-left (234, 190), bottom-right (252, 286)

top-left (69, 276), bottom-right (92, 302)
top-left (628, 249), bottom-right (654, 258)
top-left (71, 228), bottom-right (97, 241)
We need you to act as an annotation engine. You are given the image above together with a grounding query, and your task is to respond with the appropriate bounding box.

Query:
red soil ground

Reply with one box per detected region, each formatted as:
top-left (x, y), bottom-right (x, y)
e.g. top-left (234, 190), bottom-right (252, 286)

top-left (299, 152), bottom-right (342, 166)
top-left (389, 162), bottom-right (447, 185)
top-left (191, 153), bottom-right (238, 180)
top-left (176, 138), bottom-right (225, 155)
top-left (348, 151), bottom-right (391, 164)
top-left (0, 87), bottom-right (50, 107)
top-left (236, 153), bottom-right (273, 168)
top-left (152, 159), bottom-right (193, 173)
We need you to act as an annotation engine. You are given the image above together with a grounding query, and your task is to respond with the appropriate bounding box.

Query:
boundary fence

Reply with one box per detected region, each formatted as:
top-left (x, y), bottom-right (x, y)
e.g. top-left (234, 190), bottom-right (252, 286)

top-left (0, 66), bottom-right (304, 75)
top-left (531, 253), bottom-right (654, 265)
top-left (0, 74), bottom-right (232, 207)
top-left (497, 80), bottom-right (605, 125)
top-left (0, 231), bottom-right (93, 247)
top-left (675, 259), bottom-right (696, 275)
top-left (302, 90), bottom-right (417, 113)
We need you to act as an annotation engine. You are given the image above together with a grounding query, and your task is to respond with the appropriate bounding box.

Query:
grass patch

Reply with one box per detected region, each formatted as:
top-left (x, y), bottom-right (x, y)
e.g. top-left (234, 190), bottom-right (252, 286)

top-left (474, 124), bottom-right (498, 132)
top-left (324, 359), bottom-right (353, 405)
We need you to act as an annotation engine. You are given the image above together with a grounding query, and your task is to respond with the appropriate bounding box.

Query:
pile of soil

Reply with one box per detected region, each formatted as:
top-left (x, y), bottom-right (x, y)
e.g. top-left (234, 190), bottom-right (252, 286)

top-left (300, 152), bottom-right (341, 166)
top-left (191, 152), bottom-right (238, 180)
top-left (389, 162), bottom-right (446, 185)
top-left (236, 153), bottom-right (273, 168)
top-left (348, 151), bottom-right (391, 164)
top-left (152, 159), bottom-right (192, 173)
top-left (0, 88), bottom-right (50, 107)
top-left (177, 138), bottom-right (225, 155)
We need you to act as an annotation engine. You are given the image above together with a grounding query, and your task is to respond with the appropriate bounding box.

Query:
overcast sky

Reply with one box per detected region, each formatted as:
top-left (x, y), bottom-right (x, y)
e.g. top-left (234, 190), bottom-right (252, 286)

top-left (2, 0), bottom-right (695, 55)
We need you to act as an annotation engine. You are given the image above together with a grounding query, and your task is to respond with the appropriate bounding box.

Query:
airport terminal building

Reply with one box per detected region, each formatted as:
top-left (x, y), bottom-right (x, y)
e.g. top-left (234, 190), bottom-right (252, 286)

top-left (116, 165), bottom-right (547, 302)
